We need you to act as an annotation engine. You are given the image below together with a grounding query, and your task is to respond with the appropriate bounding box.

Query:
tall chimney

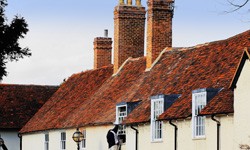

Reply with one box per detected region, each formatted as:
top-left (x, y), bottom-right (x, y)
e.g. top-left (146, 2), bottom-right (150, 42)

top-left (146, 0), bottom-right (174, 69)
top-left (93, 30), bottom-right (112, 69)
top-left (113, 0), bottom-right (146, 73)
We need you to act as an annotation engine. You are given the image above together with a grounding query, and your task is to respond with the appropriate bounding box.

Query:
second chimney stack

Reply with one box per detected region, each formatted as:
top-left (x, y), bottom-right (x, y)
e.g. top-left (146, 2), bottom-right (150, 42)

top-left (94, 30), bottom-right (112, 69)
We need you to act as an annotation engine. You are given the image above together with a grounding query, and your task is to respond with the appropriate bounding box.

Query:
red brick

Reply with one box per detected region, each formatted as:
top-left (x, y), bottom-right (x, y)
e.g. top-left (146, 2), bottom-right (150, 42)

top-left (146, 0), bottom-right (174, 68)
top-left (94, 37), bottom-right (112, 69)
top-left (114, 4), bottom-right (146, 73)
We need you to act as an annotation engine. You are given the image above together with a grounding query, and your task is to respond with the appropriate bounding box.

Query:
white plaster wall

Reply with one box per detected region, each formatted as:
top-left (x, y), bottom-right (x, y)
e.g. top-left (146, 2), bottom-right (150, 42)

top-left (234, 59), bottom-right (250, 149)
top-left (0, 130), bottom-right (20, 150)
top-left (126, 116), bottom-right (234, 150)
top-left (22, 125), bottom-right (122, 150)
top-left (84, 125), bottom-right (124, 150)
top-left (22, 129), bottom-right (78, 150)
top-left (22, 116), bottom-right (234, 150)
top-left (22, 132), bottom-right (44, 150)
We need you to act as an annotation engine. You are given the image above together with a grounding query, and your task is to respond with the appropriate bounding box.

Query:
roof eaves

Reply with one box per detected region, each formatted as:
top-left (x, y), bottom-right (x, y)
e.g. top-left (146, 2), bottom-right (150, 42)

top-left (158, 115), bottom-right (192, 121)
top-left (198, 111), bottom-right (234, 117)
top-left (229, 47), bottom-right (250, 89)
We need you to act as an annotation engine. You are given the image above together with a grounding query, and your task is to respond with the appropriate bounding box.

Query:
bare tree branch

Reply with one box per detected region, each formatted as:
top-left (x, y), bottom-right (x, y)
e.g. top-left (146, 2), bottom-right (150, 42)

top-left (226, 0), bottom-right (249, 12)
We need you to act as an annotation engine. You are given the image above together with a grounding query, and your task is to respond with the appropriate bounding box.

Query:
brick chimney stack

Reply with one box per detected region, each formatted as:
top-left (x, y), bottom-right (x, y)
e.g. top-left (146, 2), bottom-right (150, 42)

top-left (93, 30), bottom-right (112, 69)
top-left (113, 0), bottom-right (146, 73)
top-left (146, 0), bottom-right (174, 69)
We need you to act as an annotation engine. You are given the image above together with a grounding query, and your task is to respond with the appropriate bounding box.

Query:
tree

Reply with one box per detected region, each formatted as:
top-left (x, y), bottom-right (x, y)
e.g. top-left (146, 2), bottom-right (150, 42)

top-left (0, 0), bottom-right (31, 81)
top-left (227, 0), bottom-right (249, 12)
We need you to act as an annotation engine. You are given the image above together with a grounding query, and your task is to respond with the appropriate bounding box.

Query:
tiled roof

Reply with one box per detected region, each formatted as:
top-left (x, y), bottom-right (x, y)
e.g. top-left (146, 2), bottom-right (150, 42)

top-left (20, 30), bottom-right (250, 133)
top-left (0, 84), bottom-right (58, 129)
top-left (127, 30), bottom-right (250, 122)
top-left (20, 65), bottom-right (114, 133)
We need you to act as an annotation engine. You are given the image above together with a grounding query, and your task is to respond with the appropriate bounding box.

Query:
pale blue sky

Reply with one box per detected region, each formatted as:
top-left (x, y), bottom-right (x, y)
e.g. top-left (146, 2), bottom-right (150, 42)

top-left (2, 0), bottom-right (250, 85)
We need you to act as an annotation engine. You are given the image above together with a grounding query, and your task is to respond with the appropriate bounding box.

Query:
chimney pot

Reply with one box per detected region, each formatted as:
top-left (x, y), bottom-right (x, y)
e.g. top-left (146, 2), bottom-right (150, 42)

top-left (119, 0), bottom-right (124, 5)
top-left (127, 0), bottom-right (132, 5)
top-left (104, 29), bottom-right (108, 37)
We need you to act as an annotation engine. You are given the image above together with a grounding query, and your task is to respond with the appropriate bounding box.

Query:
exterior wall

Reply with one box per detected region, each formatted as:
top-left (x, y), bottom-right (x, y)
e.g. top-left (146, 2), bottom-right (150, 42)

top-left (0, 130), bottom-right (20, 150)
top-left (22, 125), bottom-right (118, 150)
top-left (146, 0), bottom-right (174, 68)
top-left (126, 116), bottom-right (234, 150)
top-left (22, 116), bottom-right (235, 150)
top-left (234, 59), bottom-right (250, 149)
top-left (22, 129), bottom-right (79, 150)
top-left (22, 132), bottom-right (45, 150)
top-left (113, 4), bottom-right (146, 73)
top-left (94, 37), bottom-right (112, 69)
top-left (85, 125), bottom-right (124, 150)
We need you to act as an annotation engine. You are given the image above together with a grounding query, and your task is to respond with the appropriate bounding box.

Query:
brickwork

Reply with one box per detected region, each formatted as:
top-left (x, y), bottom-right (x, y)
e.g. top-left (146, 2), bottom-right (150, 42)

top-left (94, 37), bottom-right (112, 69)
top-left (114, 4), bottom-right (146, 73)
top-left (146, 0), bottom-right (174, 68)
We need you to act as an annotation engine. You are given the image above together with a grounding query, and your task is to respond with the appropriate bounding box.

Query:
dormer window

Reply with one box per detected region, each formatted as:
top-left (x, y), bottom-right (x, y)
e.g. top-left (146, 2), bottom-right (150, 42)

top-left (116, 105), bottom-right (127, 135)
top-left (192, 91), bottom-right (207, 138)
top-left (151, 96), bottom-right (164, 142)
top-left (150, 94), bottom-right (180, 142)
top-left (192, 88), bottom-right (221, 139)
top-left (115, 101), bottom-right (141, 143)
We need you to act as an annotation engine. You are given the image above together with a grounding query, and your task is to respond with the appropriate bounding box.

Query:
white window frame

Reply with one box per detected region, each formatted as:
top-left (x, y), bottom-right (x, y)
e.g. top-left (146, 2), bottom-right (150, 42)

top-left (44, 133), bottom-right (49, 150)
top-left (60, 132), bottom-right (66, 150)
top-left (116, 105), bottom-right (127, 135)
top-left (192, 91), bottom-right (207, 139)
top-left (81, 130), bottom-right (86, 150)
top-left (151, 97), bottom-right (164, 142)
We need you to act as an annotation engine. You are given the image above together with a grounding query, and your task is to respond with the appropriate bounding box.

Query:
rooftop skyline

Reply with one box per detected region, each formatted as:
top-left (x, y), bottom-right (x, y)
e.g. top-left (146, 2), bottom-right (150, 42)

top-left (2, 0), bottom-right (250, 85)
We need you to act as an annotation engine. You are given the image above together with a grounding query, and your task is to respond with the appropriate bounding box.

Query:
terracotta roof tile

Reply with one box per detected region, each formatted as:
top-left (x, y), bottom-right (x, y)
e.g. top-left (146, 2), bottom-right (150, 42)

top-left (20, 65), bottom-right (113, 133)
top-left (21, 30), bottom-right (250, 133)
top-left (199, 89), bottom-right (234, 115)
top-left (157, 30), bottom-right (250, 120)
top-left (0, 84), bottom-right (58, 129)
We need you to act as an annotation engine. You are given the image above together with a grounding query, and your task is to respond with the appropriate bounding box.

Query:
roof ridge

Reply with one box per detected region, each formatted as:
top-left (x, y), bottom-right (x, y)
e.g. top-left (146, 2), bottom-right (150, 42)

top-left (112, 57), bottom-right (132, 76)
top-left (71, 65), bottom-right (113, 77)
top-left (176, 30), bottom-right (250, 51)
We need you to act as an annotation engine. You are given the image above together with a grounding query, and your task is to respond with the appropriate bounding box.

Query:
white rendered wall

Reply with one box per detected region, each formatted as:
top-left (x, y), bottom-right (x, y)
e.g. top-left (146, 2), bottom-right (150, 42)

top-left (22, 124), bottom-right (122, 150)
top-left (22, 131), bottom-right (44, 150)
top-left (0, 130), bottom-right (20, 150)
top-left (234, 59), bottom-right (250, 149)
top-left (126, 116), bottom-right (234, 150)
top-left (84, 125), bottom-right (125, 150)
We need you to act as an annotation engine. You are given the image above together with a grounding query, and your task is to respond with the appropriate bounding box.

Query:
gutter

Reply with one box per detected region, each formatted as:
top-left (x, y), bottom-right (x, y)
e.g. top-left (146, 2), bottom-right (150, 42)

top-left (211, 115), bottom-right (221, 150)
top-left (130, 126), bottom-right (139, 150)
top-left (169, 120), bottom-right (178, 150)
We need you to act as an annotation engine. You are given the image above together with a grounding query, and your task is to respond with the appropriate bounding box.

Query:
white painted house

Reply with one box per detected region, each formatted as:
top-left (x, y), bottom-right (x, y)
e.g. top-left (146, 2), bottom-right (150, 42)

top-left (19, 0), bottom-right (250, 150)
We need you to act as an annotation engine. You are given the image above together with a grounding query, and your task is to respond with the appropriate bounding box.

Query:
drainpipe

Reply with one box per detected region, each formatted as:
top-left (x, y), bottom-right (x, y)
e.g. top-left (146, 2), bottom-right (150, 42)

top-left (211, 115), bottom-right (221, 150)
top-left (0, 137), bottom-right (8, 150)
top-left (169, 120), bottom-right (178, 150)
top-left (18, 133), bottom-right (22, 150)
top-left (2, 144), bottom-right (8, 150)
top-left (130, 126), bottom-right (138, 150)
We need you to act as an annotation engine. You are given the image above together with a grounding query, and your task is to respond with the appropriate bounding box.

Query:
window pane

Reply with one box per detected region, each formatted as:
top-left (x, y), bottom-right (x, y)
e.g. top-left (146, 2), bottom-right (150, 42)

top-left (151, 99), bottom-right (164, 141)
top-left (193, 92), bottom-right (206, 137)
top-left (117, 106), bottom-right (127, 135)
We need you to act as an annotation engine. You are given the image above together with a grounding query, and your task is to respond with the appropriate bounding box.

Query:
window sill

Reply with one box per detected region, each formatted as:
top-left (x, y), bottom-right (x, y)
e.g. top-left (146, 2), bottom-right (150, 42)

top-left (151, 139), bottom-right (163, 143)
top-left (192, 137), bottom-right (206, 140)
